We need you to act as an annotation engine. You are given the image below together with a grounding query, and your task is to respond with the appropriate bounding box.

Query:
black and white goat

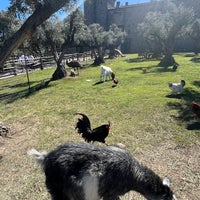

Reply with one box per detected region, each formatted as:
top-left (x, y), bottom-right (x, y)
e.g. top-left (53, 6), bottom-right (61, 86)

top-left (100, 65), bottom-right (115, 82)
top-left (28, 142), bottom-right (177, 200)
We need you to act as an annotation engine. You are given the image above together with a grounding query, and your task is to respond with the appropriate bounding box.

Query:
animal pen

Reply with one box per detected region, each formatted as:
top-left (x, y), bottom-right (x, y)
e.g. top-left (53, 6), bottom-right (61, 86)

top-left (0, 52), bottom-right (91, 79)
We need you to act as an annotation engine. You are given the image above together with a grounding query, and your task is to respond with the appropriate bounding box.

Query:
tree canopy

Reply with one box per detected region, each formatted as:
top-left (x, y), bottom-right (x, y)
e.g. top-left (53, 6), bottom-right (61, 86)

top-left (86, 23), bottom-right (126, 65)
top-left (0, 0), bottom-right (77, 67)
top-left (137, 0), bottom-right (194, 66)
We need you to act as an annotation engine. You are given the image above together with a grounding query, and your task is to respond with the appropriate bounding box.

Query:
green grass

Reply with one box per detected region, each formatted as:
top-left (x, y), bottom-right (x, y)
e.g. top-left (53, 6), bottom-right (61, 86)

top-left (0, 54), bottom-right (200, 147)
top-left (0, 55), bottom-right (200, 146)
top-left (0, 53), bottom-right (200, 200)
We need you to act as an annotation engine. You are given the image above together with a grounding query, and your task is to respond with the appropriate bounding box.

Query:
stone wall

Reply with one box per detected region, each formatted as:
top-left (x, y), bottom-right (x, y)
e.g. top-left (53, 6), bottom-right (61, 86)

top-left (84, 0), bottom-right (116, 29)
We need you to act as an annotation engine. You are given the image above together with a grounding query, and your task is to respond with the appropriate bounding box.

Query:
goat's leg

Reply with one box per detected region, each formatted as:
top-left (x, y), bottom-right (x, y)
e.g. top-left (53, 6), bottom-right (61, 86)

top-left (106, 74), bottom-right (110, 81)
top-left (100, 74), bottom-right (104, 82)
top-left (104, 73), bottom-right (108, 81)
top-left (77, 67), bottom-right (79, 75)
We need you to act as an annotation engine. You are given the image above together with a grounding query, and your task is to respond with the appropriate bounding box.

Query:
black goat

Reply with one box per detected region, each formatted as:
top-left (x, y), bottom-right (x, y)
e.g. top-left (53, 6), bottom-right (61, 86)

top-left (28, 142), bottom-right (177, 200)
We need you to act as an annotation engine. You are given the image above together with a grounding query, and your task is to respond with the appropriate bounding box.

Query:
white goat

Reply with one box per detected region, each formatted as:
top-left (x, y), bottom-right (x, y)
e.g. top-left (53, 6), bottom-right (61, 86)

top-left (100, 65), bottom-right (115, 82)
top-left (28, 142), bottom-right (177, 200)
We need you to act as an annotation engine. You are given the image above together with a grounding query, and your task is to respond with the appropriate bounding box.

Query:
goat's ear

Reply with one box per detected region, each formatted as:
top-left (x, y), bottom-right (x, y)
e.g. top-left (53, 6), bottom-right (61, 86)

top-left (163, 177), bottom-right (170, 186)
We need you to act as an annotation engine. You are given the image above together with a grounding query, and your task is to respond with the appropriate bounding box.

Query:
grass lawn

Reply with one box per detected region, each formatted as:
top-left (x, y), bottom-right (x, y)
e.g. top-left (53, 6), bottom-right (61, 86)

top-left (0, 53), bottom-right (199, 200)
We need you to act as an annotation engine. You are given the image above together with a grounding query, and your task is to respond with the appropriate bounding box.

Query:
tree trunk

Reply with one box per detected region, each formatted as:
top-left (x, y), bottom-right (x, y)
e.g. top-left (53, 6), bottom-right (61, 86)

top-left (51, 42), bottom-right (67, 81)
top-left (51, 41), bottom-right (68, 80)
top-left (92, 48), bottom-right (105, 65)
top-left (93, 56), bottom-right (105, 65)
top-left (51, 63), bottom-right (67, 81)
top-left (158, 54), bottom-right (175, 67)
top-left (108, 48), bottom-right (115, 59)
top-left (0, 0), bottom-right (71, 67)
top-left (51, 52), bottom-right (67, 81)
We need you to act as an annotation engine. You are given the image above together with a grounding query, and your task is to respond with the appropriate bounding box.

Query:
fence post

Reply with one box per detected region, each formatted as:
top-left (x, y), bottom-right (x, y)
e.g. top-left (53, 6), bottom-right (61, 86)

top-left (40, 57), bottom-right (44, 70)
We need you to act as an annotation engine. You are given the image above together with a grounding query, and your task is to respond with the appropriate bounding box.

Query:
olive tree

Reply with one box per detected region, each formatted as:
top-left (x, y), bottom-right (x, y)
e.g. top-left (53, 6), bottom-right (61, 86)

top-left (138, 0), bottom-right (194, 67)
top-left (0, 11), bottom-right (21, 48)
top-left (104, 24), bottom-right (126, 58)
top-left (0, 0), bottom-right (77, 68)
top-left (86, 23), bottom-right (126, 65)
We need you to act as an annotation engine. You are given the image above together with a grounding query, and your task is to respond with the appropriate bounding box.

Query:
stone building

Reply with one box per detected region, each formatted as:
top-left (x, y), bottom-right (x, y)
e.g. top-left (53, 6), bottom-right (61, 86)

top-left (84, 0), bottom-right (196, 53)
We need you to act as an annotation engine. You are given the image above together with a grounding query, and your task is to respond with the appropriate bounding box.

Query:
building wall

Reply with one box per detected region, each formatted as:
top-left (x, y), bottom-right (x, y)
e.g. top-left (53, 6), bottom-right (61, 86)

top-left (84, 0), bottom-right (196, 53)
top-left (108, 2), bottom-right (164, 53)
top-left (84, 0), bottom-right (116, 29)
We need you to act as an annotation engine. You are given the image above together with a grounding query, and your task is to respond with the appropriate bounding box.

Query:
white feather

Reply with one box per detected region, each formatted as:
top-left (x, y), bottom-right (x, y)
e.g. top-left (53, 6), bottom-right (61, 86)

top-left (168, 80), bottom-right (185, 93)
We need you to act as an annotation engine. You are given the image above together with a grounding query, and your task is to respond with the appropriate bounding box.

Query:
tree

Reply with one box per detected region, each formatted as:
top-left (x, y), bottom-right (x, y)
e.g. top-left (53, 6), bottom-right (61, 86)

top-left (52, 9), bottom-right (85, 80)
top-left (86, 24), bottom-right (107, 65)
top-left (86, 23), bottom-right (126, 65)
top-left (43, 19), bottom-right (65, 60)
top-left (178, 0), bottom-right (200, 54)
top-left (189, 19), bottom-right (200, 54)
top-left (104, 24), bottom-right (126, 58)
top-left (28, 25), bottom-right (46, 56)
top-left (27, 8), bottom-right (86, 80)
top-left (0, 0), bottom-right (76, 68)
top-left (0, 11), bottom-right (21, 48)
top-left (41, 18), bottom-right (67, 80)
top-left (138, 0), bottom-right (194, 67)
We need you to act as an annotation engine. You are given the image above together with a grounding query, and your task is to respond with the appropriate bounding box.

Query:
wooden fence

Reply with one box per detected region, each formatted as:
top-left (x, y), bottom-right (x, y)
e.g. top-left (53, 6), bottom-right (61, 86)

top-left (0, 52), bottom-right (91, 78)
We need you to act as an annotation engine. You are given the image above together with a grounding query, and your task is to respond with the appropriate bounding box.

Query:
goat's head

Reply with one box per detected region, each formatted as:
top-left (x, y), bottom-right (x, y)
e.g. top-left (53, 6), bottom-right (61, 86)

top-left (161, 177), bottom-right (178, 200)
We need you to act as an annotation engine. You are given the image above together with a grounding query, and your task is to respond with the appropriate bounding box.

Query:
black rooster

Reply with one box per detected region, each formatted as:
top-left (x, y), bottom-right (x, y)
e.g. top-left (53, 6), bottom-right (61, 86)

top-left (75, 113), bottom-right (110, 144)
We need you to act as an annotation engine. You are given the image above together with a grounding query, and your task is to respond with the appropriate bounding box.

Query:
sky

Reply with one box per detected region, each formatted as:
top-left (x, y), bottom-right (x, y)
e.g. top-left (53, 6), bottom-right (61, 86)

top-left (0, 0), bottom-right (151, 11)
top-left (0, 1), bottom-right (10, 10)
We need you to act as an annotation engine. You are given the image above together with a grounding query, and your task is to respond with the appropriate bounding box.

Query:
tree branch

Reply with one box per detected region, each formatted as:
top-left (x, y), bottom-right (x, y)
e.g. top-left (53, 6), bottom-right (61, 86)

top-left (0, 0), bottom-right (72, 67)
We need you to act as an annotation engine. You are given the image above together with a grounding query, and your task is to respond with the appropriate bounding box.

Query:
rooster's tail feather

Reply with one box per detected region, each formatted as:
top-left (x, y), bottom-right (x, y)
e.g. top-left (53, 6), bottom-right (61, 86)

top-left (74, 113), bottom-right (92, 138)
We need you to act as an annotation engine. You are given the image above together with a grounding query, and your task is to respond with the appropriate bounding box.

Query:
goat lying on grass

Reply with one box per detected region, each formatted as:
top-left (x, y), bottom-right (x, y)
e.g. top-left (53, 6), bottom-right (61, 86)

top-left (28, 142), bottom-right (177, 200)
top-left (100, 65), bottom-right (115, 82)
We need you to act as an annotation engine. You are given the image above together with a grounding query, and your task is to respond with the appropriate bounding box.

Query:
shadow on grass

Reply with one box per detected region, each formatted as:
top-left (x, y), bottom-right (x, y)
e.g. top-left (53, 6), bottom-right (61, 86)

top-left (93, 79), bottom-right (113, 86)
top-left (152, 67), bottom-right (173, 73)
top-left (126, 65), bottom-right (173, 73)
top-left (126, 65), bottom-right (154, 72)
top-left (190, 57), bottom-right (200, 63)
top-left (93, 81), bottom-right (104, 86)
top-left (166, 88), bottom-right (200, 131)
top-left (126, 57), bottom-right (147, 63)
top-left (184, 53), bottom-right (196, 57)
top-left (187, 122), bottom-right (200, 131)
top-left (1, 81), bottom-right (38, 89)
top-left (125, 57), bottom-right (160, 63)
top-left (193, 80), bottom-right (200, 87)
top-left (166, 93), bottom-right (183, 99)
top-left (10, 81), bottom-right (39, 88)
top-left (0, 79), bottom-right (51, 104)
